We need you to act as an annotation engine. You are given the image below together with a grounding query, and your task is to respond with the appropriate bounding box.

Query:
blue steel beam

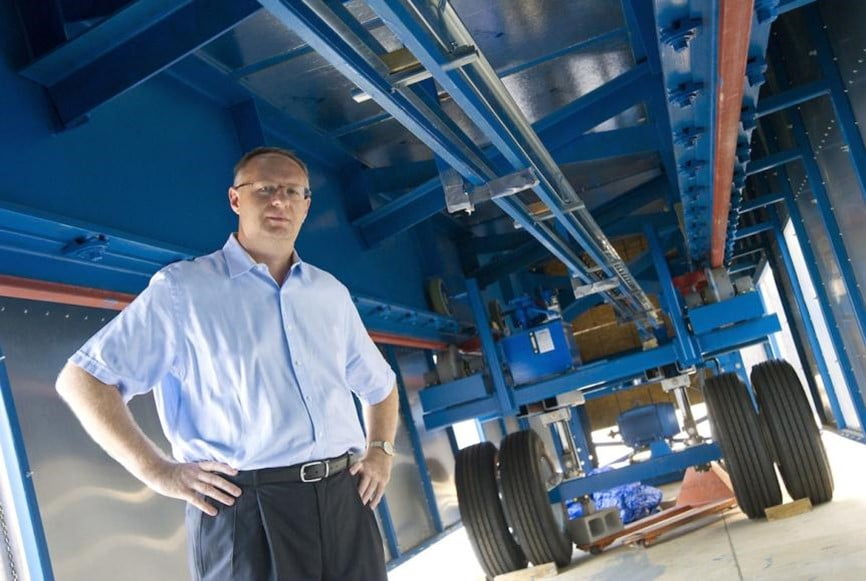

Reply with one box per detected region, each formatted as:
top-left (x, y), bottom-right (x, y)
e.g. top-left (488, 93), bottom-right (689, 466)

top-left (20, 0), bottom-right (262, 127)
top-left (738, 192), bottom-right (785, 213)
top-left (650, 0), bottom-right (720, 264)
top-left (697, 314), bottom-right (781, 355)
top-left (548, 125), bottom-right (657, 165)
top-left (746, 148), bottom-right (802, 176)
top-left (756, 80), bottom-right (830, 118)
top-left (768, 209), bottom-right (845, 428)
top-left (0, 353), bottom-right (54, 580)
top-left (778, 0), bottom-right (816, 14)
top-left (550, 443), bottom-right (722, 502)
top-left (230, 99), bottom-right (267, 151)
top-left (622, 0), bottom-right (682, 204)
top-left (352, 67), bottom-right (656, 247)
top-left (806, 3), bottom-right (866, 206)
top-left (733, 221), bottom-right (773, 240)
top-left (466, 278), bottom-right (514, 415)
top-left (261, 0), bottom-right (614, 296)
top-left (645, 225), bottom-right (701, 365)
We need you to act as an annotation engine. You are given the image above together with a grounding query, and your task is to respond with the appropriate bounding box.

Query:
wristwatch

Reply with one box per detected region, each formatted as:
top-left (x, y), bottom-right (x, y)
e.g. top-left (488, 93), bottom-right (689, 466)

top-left (369, 440), bottom-right (395, 456)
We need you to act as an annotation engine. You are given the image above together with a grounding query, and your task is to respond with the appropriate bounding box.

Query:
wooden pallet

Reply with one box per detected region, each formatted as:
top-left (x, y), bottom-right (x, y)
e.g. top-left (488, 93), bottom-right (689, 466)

top-left (618, 497), bottom-right (737, 547)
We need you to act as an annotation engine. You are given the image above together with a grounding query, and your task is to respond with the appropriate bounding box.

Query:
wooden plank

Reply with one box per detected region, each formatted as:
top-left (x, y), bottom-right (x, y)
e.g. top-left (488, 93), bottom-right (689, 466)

top-left (494, 562), bottom-right (557, 580)
top-left (619, 498), bottom-right (736, 547)
top-left (765, 497), bottom-right (813, 521)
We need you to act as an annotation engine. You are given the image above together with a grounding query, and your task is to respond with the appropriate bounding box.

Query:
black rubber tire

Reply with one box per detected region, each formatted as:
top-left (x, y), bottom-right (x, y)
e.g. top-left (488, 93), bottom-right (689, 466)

top-left (499, 430), bottom-right (572, 567)
top-left (704, 373), bottom-right (782, 519)
top-left (455, 442), bottom-right (526, 578)
top-left (751, 359), bottom-right (834, 504)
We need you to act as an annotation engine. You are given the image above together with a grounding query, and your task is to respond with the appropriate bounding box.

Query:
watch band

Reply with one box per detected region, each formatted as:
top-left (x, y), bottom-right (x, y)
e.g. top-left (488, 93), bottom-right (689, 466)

top-left (369, 440), bottom-right (395, 456)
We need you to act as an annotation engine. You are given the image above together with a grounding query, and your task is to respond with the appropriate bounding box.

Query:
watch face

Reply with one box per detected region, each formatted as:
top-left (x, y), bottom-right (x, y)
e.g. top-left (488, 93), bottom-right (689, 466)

top-left (383, 441), bottom-right (395, 455)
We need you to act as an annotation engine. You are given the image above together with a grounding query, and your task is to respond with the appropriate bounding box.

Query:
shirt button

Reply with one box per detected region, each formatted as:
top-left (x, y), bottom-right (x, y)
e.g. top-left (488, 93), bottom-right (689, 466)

top-left (306, 396), bottom-right (312, 402)
top-left (286, 325), bottom-right (293, 331)
top-left (294, 359), bottom-right (301, 366)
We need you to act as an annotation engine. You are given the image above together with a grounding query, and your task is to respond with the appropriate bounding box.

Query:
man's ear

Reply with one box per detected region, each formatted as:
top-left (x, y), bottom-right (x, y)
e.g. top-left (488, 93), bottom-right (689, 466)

top-left (228, 187), bottom-right (240, 215)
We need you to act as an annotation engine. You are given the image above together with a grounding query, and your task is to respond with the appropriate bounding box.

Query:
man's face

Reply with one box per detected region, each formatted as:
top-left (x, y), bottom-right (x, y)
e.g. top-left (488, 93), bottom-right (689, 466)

top-left (229, 154), bottom-right (311, 248)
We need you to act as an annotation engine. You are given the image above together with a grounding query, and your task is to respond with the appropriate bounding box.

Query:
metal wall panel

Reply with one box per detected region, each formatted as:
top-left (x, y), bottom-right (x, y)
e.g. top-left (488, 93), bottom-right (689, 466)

top-left (383, 408), bottom-right (436, 553)
top-left (783, 216), bottom-right (863, 429)
top-left (393, 348), bottom-right (460, 529)
top-left (0, 298), bottom-right (187, 581)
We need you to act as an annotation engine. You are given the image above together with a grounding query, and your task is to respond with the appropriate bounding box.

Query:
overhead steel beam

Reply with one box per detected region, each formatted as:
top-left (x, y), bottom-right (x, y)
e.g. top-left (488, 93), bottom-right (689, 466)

top-left (778, 0), bottom-right (817, 14)
top-left (756, 79), bottom-right (830, 118)
top-left (363, 0), bottom-right (659, 323)
top-left (555, 124), bottom-right (657, 165)
top-left (20, 0), bottom-right (262, 127)
top-left (733, 221), bottom-right (773, 240)
top-left (738, 192), bottom-right (785, 213)
top-left (746, 148), bottom-right (802, 176)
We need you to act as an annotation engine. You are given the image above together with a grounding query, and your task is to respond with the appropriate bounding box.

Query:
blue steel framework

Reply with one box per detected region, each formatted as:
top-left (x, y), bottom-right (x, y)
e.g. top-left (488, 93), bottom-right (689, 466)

top-left (4, 0), bottom-right (866, 577)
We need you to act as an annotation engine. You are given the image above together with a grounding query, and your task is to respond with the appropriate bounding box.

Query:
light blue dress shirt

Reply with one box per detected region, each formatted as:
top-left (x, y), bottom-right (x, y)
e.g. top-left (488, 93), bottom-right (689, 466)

top-left (70, 234), bottom-right (396, 470)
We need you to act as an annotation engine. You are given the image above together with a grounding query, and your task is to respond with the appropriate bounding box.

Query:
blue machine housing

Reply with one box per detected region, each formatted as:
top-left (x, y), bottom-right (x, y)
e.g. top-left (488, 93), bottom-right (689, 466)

top-left (500, 320), bottom-right (581, 385)
top-left (617, 403), bottom-right (680, 448)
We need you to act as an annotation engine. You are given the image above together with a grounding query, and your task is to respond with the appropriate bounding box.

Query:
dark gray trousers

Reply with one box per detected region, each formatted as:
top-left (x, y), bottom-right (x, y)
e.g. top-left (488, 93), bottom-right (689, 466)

top-left (185, 469), bottom-right (387, 580)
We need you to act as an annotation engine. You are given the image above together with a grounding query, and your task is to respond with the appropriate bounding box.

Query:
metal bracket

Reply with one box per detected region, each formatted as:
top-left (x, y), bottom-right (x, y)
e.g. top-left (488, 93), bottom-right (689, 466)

top-left (443, 168), bottom-right (539, 214)
top-left (673, 125), bottom-right (705, 148)
top-left (660, 374), bottom-right (691, 393)
top-left (660, 17), bottom-right (703, 52)
top-left (571, 276), bottom-right (619, 300)
top-left (668, 81), bottom-right (704, 108)
top-left (678, 158), bottom-right (707, 178)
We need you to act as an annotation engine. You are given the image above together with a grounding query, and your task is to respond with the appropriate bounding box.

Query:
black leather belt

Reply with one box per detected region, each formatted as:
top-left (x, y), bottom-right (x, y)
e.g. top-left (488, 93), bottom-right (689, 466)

top-left (232, 453), bottom-right (352, 485)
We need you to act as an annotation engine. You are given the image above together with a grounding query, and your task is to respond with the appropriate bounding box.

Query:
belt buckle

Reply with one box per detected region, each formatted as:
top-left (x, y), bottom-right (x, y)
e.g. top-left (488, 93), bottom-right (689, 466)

top-left (300, 460), bottom-right (329, 483)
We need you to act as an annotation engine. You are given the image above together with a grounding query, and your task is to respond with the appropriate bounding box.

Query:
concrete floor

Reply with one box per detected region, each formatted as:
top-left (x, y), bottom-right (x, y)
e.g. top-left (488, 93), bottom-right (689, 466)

top-left (389, 432), bottom-right (866, 580)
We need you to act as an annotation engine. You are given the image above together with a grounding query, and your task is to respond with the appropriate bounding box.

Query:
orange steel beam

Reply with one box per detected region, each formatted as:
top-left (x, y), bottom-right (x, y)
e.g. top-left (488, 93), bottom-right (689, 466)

top-left (711, 0), bottom-right (754, 267)
top-left (0, 275), bottom-right (133, 310)
top-left (0, 275), bottom-right (448, 350)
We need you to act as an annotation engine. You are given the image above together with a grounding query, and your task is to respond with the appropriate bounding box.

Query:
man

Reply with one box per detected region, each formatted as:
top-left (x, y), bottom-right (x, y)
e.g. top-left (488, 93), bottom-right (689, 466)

top-left (56, 147), bottom-right (399, 580)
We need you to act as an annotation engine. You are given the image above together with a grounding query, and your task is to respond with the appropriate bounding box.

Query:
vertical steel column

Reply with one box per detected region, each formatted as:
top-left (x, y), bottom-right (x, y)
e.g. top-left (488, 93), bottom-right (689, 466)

top-left (769, 210), bottom-right (846, 427)
top-left (567, 407), bottom-right (594, 471)
top-left (779, 183), bottom-right (866, 428)
top-left (644, 226), bottom-right (701, 366)
top-left (384, 346), bottom-right (444, 533)
top-left (465, 278), bottom-right (515, 415)
top-left (377, 498), bottom-right (401, 561)
top-left (0, 351), bottom-right (54, 581)
top-left (807, 4), bottom-right (866, 205)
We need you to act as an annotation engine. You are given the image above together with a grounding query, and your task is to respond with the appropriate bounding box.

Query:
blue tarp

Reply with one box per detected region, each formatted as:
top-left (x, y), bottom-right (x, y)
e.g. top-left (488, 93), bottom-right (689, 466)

top-left (566, 467), bottom-right (664, 524)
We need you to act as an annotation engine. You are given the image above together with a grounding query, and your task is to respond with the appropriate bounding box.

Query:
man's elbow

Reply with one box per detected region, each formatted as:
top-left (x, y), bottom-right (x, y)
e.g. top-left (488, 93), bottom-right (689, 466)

top-left (55, 363), bottom-right (81, 401)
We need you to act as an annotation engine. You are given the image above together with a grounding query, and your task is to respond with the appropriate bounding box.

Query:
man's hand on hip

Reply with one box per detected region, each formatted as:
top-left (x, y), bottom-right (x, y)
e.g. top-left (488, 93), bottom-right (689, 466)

top-left (349, 449), bottom-right (393, 509)
top-left (143, 459), bottom-right (242, 516)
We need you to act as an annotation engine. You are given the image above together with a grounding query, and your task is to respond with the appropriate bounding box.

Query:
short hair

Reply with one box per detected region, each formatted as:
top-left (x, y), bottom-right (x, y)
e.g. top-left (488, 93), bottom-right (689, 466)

top-left (233, 147), bottom-right (309, 184)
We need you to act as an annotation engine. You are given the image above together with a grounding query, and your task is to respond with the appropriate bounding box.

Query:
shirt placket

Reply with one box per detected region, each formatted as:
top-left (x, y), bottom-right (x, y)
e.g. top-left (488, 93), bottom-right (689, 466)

top-left (279, 280), bottom-right (324, 452)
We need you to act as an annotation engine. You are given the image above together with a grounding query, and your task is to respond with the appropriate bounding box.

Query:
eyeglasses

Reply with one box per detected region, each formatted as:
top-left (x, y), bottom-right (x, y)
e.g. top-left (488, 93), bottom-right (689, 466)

top-left (233, 181), bottom-right (311, 201)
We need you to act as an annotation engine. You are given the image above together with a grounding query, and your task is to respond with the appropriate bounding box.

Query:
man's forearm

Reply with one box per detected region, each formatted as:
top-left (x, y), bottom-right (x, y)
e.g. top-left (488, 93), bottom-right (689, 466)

top-left (55, 363), bottom-right (171, 483)
top-left (366, 384), bottom-right (399, 445)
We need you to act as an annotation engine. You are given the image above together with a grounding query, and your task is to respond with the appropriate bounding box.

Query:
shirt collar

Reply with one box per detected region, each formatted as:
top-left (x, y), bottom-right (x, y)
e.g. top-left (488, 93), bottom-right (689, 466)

top-left (222, 234), bottom-right (307, 282)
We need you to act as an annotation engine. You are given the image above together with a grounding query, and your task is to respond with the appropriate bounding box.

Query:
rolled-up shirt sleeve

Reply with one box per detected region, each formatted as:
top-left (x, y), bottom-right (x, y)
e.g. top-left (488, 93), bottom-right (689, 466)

top-left (69, 268), bottom-right (180, 402)
top-left (343, 291), bottom-right (396, 405)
